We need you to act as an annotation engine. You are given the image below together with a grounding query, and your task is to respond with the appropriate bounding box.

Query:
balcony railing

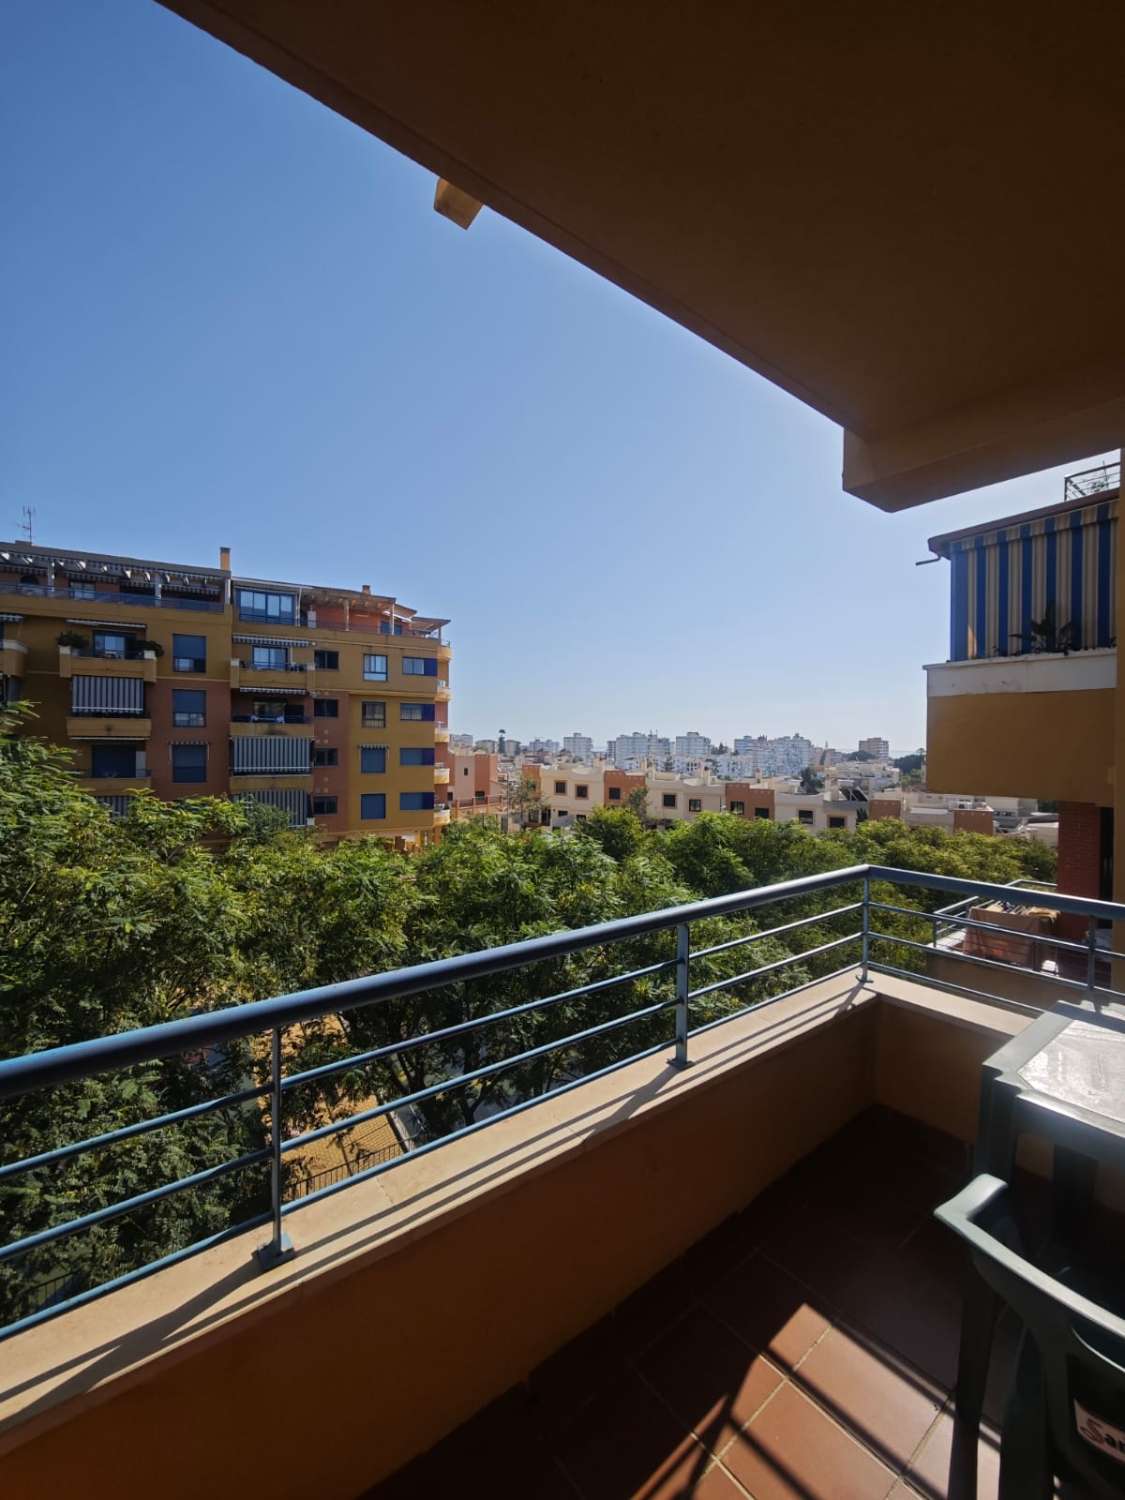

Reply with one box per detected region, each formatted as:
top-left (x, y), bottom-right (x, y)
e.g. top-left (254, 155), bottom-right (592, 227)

top-left (231, 714), bottom-right (309, 725)
top-left (239, 661), bottom-right (308, 673)
top-left (3, 584), bottom-right (224, 613)
top-left (1064, 459), bottom-right (1120, 502)
top-left (0, 863), bottom-right (1120, 1344)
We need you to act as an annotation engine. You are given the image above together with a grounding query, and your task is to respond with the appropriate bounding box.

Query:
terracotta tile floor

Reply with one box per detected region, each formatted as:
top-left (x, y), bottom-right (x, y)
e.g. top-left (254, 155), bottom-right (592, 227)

top-left (366, 1107), bottom-right (1020, 1500)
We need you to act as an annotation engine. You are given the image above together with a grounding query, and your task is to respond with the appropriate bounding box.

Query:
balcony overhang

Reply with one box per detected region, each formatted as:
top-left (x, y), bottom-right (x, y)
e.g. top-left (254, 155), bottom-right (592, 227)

top-left (159, 2), bottom-right (1125, 508)
top-left (925, 653), bottom-right (1115, 803)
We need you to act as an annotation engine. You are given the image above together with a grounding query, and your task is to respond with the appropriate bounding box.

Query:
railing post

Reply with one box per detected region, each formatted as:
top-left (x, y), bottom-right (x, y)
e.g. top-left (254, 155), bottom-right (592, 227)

top-left (1086, 917), bottom-right (1099, 1002)
top-left (256, 1026), bottom-right (295, 1270)
top-left (673, 922), bottom-right (691, 1068)
top-left (860, 874), bottom-right (871, 984)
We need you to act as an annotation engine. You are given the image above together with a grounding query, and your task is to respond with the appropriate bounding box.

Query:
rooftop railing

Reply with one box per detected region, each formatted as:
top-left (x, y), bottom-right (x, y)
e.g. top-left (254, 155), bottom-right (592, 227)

top-left (1, 864), bottom-right (1122, 1343)
top-left (1064, 460), bottom-right (1120, 502)
top-left (4, 584), bottom-right (224, 613)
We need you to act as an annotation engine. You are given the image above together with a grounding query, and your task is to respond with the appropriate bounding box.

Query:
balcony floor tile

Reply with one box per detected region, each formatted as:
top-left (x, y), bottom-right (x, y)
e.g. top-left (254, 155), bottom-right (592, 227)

top-left (363, 1106), bottom-right (1008, 1500)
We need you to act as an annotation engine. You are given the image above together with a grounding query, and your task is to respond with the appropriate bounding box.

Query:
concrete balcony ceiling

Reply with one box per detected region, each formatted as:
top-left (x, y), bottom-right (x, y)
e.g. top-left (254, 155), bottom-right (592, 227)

top-left (162, 2), bottom-right (1125, 508)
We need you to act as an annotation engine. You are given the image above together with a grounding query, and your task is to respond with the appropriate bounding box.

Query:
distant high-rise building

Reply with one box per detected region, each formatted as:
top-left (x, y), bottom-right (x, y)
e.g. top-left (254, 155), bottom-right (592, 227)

top-left (608, 731), bottom-right (670, 765)
top-left (859, 736), bottom-right (890, 759)
top-left (563, 732), bottom-right (593, 760)
top-left (675, 730), bottom-right (712, 758)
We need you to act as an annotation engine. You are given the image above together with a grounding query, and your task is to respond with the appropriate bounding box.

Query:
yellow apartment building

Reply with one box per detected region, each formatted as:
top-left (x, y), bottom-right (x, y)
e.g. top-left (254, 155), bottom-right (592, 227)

top-left (0, 541), bottom-right (452, 845)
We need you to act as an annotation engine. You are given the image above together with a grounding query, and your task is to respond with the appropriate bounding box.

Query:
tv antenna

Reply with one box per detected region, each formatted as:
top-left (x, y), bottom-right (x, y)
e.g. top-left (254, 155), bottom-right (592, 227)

top-left (18, 506), bottom-right (35, 544)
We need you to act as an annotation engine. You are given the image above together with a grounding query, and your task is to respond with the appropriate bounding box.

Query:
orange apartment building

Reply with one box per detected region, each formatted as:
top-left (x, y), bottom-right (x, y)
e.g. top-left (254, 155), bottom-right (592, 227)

top-left (0, 542), bottom-right (452, 844)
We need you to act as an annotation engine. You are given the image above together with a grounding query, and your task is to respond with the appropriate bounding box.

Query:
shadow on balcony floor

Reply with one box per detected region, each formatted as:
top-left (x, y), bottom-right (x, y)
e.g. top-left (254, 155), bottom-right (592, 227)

top-left (365, 1106), bottom-right (1016, 1500)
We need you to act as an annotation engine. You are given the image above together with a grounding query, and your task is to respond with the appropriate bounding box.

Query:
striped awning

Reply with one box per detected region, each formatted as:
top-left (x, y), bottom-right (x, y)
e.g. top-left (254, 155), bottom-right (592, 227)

top-left (71, 675), bottom-right (146, 714)
top-left (66, 618), bottom-right (144, 629)
top-left (231, 737), bottom-right (312, 774)
top-left (233, 635), bottom-right (311, 647)
top-left (233, 788), bottom-right (309, 828)
top-left (0, 613), bottom-right (23, 623)
top-left (359, 743), bottom-right (389, 751)
top-left (233, 685), bottom-right (308, 696)
top-left (941, 498), bottom-right (1117, 661)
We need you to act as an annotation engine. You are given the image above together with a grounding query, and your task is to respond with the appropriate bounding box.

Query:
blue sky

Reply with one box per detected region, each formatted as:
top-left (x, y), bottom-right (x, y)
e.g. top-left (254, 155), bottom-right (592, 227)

top-left (3, 2), bottom-right (1115, 754)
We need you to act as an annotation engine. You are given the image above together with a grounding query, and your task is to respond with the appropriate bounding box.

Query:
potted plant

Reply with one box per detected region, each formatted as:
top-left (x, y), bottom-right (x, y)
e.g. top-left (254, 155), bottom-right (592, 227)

top-left (56, 630), bottom-right (88, 651)
top-left (132, 639), bottom-right (164, 658)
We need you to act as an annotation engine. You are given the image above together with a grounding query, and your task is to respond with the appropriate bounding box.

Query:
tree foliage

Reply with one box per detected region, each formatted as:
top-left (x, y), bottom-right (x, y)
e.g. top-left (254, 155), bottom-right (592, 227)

top-left (0, 707), bottom-right (1056, 1324)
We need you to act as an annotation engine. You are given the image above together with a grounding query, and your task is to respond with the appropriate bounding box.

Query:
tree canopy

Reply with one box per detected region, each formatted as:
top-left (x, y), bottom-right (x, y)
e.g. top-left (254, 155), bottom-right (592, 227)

top-left (0, 706), bottom-right (1055, 1325)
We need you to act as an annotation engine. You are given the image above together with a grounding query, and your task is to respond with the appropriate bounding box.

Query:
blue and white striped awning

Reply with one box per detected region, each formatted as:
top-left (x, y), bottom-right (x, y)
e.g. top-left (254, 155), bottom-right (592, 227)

top-left (70, 675), bottom-right (146, 714)
top-left (934, 497), bottom-right (1117, 661)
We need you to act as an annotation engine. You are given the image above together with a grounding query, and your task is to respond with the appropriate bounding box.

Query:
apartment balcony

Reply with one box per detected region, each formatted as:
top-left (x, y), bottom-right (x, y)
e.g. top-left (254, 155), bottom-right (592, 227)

top-left (434, 725), bottom-right (450, 744)
top-left (925, 650), bottom-right (1114, 801)
top-left (0, 639), bottom-right (28, 680)
top-left (2, 583), bottom-right (225, 613)
top-left (65, 715), bottom-right (151, 740)
top-left (58, 645), bottom-right (158, 684)
top-left (432, 803), bottom-right (451, 822)
top-left (77, 769), bottom-right (152, 795)
top-left (230, 771), bottom-right (312, 790)
top-left (1, 866), bottom-right (1120, 1499)
top-left (436, 678), bottom-right (451, 701)
top-left (229, 717), bottom-right (310, 735)
top-left (433, 763), bottom-right (450, 784)
top-left (229, 659), bottom-right (311, 692)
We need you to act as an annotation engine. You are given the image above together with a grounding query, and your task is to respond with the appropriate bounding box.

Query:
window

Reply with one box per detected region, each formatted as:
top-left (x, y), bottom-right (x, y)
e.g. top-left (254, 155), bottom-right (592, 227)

top-left (400, 747), bottom-right (435, 766)
top-left (400, 792), bottom-right (435, 812)
top-left (313, 649), bottom-right (339, 670)
top-left (662, 793), bottom-right (677, 809)
top-left (313, 698), bottom-right (338, 718)
top-left (312, 795), bottom-right (338, 815)
top-left (360, 793), bottom-right (386, 820)
top-left (251, 645), bottom-right (288, 670)
top-left (797, 809), bottom-right (815, 826)
top-left (237, 588), bottom-right (295, 623)
top-left (400, 703), bottom-right (435, 722)
top-left (554, 780), bottom-right (567, 795)
top-left (688, 798), bottom-right (702, 813)
top-left (91, 744), bottom-right (138, 778)
top-left (754, 806), bottom-right (771, 819)
top-left (171, 744), bottom-right (207, 784)
top-left (93, 631), bottom-right (128, 659)
top-left (607, 786), bottom-right (622, 801)
top-left (360, 747), bottom-right (387, 773)
top-left (576, 813), bottom-right (587, 821)
top-left (729, 800), bottom-right (745, 816)
top-left (70, 582), bottom-right (96, 600)
top-left (363, 653), bottom-right (388, 682)
top-left (402, 656), bottom-right (438, 676)
top-left (172, 689), bottom-right (206, 728)
top-left (828, 815), bottom-right (846, 829)
top-left (361, 701), bottom-right (386, 727)
top-left (575, 784), bottom-right (589, 800)
top-left (312, 748), bottom-right (338, 767)
top-left (173, 634), bottom-right (206, 673)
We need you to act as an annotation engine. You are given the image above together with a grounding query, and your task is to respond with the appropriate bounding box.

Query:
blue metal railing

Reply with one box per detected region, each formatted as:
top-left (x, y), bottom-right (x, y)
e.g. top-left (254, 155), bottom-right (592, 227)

top-left (2, 862), bottom-right (1124, 1341)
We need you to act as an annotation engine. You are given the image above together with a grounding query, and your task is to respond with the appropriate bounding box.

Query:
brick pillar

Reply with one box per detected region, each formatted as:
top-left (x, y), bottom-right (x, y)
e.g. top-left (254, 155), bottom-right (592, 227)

top-left (1057, 801), bottom-right (1102, 942)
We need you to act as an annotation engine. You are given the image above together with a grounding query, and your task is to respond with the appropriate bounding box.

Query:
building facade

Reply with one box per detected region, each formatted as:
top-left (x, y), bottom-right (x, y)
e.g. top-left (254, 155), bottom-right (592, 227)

top-left (858, 736), bottom-right (890, 759)
top-left (924, 466), bottom-right (1119, 932)
top-left (562, 732), bottom-right (593, 761)
top-left (0, 542), bottom-right (452, 844)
